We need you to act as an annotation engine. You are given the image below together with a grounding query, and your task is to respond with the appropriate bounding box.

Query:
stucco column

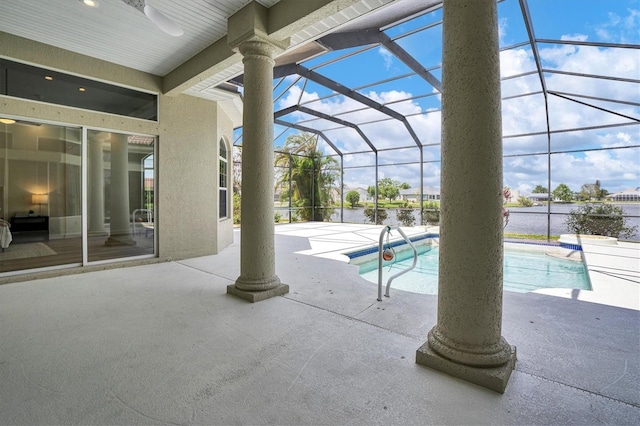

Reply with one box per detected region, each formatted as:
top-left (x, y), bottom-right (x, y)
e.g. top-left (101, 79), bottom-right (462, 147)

top-left (226, 37), bottom-right (289, 302)
top-left (88, 133), bottom-right (106, 236)
top-left (416, 0), bottom-right (516, 393)
top-left (105, 133), bottom-right (135, 246)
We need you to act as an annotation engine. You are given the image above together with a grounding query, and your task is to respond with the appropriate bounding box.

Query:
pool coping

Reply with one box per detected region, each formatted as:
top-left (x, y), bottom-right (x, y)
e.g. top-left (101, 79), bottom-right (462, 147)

top-left (284, 223), bottom-right (639, 311)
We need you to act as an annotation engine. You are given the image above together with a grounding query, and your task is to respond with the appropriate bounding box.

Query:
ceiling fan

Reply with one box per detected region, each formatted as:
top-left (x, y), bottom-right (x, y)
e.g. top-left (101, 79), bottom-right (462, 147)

top-left (120, 0), bottom-right (184, 36)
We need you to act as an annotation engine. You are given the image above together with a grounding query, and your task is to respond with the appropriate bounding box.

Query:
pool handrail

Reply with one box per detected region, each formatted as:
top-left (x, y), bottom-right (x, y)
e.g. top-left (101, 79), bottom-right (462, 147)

top-left (377, 225), bottom-right (418, 301)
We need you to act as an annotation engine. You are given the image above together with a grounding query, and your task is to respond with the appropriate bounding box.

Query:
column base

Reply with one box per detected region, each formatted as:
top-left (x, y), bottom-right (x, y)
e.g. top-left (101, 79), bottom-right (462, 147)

top-left (104, 235), bottom-right (136, 246)
top-left (416, 341), bottom-right (517, 393)
top-left (88, 230), bottom-right (108, 237)
top-left (227, 283), bottom-right (289, 302)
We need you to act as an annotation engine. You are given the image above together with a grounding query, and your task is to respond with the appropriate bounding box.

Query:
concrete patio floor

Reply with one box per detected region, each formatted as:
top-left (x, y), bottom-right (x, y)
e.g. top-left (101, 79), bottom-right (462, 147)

top-left (0, 223), bottom-right (638, 425)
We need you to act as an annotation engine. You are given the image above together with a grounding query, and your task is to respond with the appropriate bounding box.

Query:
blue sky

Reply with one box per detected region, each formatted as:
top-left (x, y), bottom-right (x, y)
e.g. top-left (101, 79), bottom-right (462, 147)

top-left (235, 0), bottom-right (639, 196)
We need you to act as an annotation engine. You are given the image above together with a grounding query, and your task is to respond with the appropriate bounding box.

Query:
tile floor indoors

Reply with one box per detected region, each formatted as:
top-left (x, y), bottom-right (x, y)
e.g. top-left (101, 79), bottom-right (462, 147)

top-left (0, 223), bottom-right (638, 425)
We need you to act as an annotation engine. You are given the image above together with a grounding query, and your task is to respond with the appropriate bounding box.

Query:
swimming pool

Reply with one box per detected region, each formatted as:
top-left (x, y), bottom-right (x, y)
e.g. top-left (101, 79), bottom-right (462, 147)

top-left (350, 242), bottom-right (591, 295)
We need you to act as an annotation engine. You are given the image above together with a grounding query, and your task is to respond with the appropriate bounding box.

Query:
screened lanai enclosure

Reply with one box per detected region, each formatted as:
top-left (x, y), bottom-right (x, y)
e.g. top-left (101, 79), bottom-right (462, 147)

top-left (230, 0), bottom-right (639, 241)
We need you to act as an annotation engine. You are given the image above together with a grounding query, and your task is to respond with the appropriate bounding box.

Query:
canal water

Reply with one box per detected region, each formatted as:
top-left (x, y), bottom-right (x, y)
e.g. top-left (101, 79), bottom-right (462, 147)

top-left (328, 203), bottom-right (640, 241)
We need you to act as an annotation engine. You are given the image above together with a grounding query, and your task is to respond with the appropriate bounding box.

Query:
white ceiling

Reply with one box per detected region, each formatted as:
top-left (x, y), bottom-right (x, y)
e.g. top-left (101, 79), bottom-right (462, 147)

top-left (0, 0), bottom-right (439, 125)
top-left (0, 0), bottom-right (436, 84)
top-left (0, 0), bottom-right (281, 76)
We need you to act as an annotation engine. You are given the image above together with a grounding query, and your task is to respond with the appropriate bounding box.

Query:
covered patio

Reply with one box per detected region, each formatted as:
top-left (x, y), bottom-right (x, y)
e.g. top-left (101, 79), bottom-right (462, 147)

top-left (1, 0), bottom-right (638, 413)
top-left (0, 223), bottom-right (638, 424)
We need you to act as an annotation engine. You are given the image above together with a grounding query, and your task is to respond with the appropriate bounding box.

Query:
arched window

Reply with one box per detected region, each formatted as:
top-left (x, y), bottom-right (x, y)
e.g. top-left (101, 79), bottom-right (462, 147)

top-left (219, 139), bottom-right (228, 219)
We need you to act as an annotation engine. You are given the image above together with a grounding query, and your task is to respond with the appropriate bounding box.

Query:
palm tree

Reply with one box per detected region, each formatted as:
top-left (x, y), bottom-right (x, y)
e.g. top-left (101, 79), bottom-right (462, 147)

top-left (275, 133), bottom-right (339, 221)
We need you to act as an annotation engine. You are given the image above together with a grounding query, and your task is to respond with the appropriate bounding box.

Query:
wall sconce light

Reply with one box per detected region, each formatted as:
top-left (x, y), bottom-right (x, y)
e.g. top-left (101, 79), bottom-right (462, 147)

top-left (32, 194), bottom-right (49, 216)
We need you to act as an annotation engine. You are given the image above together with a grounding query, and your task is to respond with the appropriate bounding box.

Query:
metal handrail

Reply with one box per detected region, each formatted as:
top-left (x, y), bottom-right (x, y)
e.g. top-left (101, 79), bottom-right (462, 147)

top-left (377, 225), bottom-right (418, 301)
top-left (132, 208), bottom-right (153, 236)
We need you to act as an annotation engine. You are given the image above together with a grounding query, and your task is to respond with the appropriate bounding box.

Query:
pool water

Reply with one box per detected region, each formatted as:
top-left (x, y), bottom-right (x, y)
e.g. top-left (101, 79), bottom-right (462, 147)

top-left (356, 245), bottom-right (591, 295)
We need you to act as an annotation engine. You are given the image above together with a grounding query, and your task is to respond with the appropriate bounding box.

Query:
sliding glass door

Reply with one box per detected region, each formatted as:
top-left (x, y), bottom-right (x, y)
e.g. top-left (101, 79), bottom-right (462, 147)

top-left (0, 119), bottom-right (82, 272)
top-left (87, 130), bottom-right (155, 262)
top-left (0, 120), bottom-right (156, 274)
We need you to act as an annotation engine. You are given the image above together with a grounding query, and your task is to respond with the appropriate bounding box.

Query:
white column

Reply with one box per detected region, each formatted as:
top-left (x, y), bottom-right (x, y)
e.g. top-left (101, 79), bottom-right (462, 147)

top-left (88, 133), bottom-right (106, 236)
top-left (416, 0), bottom-right (516, 393)
top-left (105, 133), bottom-right (135, 246)
top-left (226, 37), bottom-right (289, 302)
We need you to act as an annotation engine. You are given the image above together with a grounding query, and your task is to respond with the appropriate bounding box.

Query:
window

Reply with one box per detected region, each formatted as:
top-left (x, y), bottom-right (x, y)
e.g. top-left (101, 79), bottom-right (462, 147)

top-left (1, 59), bottom-right (157, 120)
top-left (219, 139), bottom-right (228, 219)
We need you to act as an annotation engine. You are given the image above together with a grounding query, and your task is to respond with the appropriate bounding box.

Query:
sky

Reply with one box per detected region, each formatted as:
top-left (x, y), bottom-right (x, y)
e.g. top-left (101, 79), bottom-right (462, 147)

top-left (236, 0), bottom-right (639, 196)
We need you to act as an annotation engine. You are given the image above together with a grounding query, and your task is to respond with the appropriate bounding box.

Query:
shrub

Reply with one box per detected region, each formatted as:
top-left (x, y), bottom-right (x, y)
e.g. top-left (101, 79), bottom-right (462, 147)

top-left (314, 206), bottom-right (335, 221)
top-left (565, 203), bottom-right (637, 239)
top-left (364, 208), bottom-right (388, 225)
top-left (346, 190), bottom-right (360, 208)
top-left (517, 195), bottom-right (533, 207)
top-left (421, 201), bottom-right (440, 225)
top-left (396, 204), bottom-right (416, 227)
top-left (233, 193), bottom-right (242, 224)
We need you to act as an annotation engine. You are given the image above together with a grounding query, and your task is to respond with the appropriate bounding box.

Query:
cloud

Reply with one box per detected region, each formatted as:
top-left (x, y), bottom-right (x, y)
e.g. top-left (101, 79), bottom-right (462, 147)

top-left (498, 17), bottom-right (508, 44)
top-left (540, 44), bottom-right (638, 82)
top-left (594, 8), bottom-right (640, 43)
top-left (272, 7), bottom-right (639, 195)
top-left (560, 34), bottom-right (589, 42)
top-left (498, 31), bottom-right (638, 192)
top-left (500, 48), bottom-right (537, 78)
top-left (378, 47), bottom-right (394, 70)
top-left (277, 85), bottom-right (320, 109)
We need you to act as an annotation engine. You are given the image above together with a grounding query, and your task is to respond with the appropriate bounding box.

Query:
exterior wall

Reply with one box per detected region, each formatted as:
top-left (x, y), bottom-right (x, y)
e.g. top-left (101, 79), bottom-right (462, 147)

top-left (0, 33), bottom-right (235, 273)
top-left (158, 94), bottom-right (224, 260)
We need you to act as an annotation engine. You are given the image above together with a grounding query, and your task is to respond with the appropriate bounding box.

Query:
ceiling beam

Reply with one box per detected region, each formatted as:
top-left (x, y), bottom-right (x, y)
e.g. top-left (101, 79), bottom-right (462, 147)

top-left (316, 28), bottom-right (385, 49)
top-left (163, 36), bottom-right (240, 96)
top-left (164, 0), bottom-right (394, 96)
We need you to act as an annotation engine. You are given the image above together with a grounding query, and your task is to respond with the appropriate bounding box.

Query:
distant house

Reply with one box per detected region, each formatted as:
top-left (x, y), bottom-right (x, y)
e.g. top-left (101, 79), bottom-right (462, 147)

top-left (343, 186), bottom-right (372, 203)
top-left (399, 186), bottom-right (441, 202)
top-left (144, 177), bottom-right (154, 191)
top-left (527, 193), bottom-right (550, 203)
top-left (607, 187), bottom-right (640, 202)
top-left (504, 189), bottom-right (519, 203)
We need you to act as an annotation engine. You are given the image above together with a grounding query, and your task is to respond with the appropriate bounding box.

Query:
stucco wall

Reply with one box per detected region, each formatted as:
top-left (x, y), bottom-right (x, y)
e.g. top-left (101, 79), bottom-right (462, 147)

top-left (158, 94), bottom-right (222, 260)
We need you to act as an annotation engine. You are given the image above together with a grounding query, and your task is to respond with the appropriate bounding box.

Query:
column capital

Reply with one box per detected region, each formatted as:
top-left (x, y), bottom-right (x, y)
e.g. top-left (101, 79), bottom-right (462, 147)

top-left (234, 34), bottom-right (289, 62)
top-left (88, 131), bottom-right (110, 143)
top-left (227, 1), bottom-right (289, 56)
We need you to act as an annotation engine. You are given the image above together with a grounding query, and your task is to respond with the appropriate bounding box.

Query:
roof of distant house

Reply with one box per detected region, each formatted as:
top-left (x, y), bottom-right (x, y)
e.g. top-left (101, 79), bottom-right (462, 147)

top-left (607, 187), bottom-right (640, 197)
top-left (399, 186), bottom-right (440, 195)
top-left (528, 193), bottom-right (550, 199)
